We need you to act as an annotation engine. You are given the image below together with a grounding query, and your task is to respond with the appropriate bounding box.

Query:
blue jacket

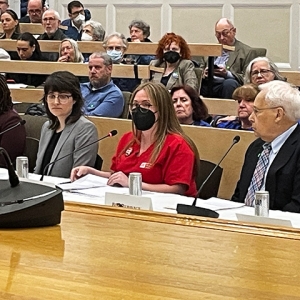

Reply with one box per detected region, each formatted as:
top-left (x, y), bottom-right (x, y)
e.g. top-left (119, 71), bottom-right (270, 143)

top-left (61, 9), bottom-right (91, 41)
top-left (81, 80), bottom-right (124, 117)
top-left (193, 120), bottom-right (211, 127)
top-left (216, 118), bottom-right (253, 131)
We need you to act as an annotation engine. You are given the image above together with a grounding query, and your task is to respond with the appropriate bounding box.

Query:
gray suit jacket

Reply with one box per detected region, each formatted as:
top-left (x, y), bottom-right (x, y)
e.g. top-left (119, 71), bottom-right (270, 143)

top-left (149, 59), bottom-right (199, 92)
top-left (34, 116), bottom-right (98, 178)
top-left (226, 39), bottom-right (258, 84)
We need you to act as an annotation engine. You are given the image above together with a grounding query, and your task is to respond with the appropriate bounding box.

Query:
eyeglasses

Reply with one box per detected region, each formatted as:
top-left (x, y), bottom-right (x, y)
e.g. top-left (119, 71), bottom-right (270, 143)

top-left (46, 93), bottom-right (72, 103)
top-left (215, 27), bottom-right (234, 38)
top-left (129, 102), bottom-right (153, 112)
top-left (253, 106), bottom-right (282, 115)
top-left (70, 9), bottom-right (84, 16)
top-left (43, 17), bottom-right (56, 22)
top-left (251, 69), bottom-right (273, 78)
top-left (28, 9), bottom-right (42, 14)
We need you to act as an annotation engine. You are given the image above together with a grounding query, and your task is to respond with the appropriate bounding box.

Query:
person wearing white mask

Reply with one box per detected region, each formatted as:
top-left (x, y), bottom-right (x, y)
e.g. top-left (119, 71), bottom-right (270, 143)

top-left (81, 20), bottom-right (106, 61)
top-left (81, 20), bottom-right (105, 41)
top-left (102, 32), bottom-right (139, 92)
top-left (61, 0), bottom-right (91, 41)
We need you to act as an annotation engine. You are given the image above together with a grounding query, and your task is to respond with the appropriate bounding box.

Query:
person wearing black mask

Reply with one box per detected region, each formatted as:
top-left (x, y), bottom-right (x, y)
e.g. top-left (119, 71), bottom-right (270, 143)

top-left (148, 32), bottom-right (198, 92)
top-left (71, 82), bottom-right (199, 197)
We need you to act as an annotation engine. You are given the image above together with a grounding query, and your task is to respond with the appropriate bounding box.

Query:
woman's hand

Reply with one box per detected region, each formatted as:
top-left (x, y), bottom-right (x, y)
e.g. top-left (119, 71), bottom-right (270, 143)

top-left (58, 55), bottom-right (70, 62)
top-left (107, 171), bottom-right (129, 187)
top-left (70, 166), bottom-right (94, 181)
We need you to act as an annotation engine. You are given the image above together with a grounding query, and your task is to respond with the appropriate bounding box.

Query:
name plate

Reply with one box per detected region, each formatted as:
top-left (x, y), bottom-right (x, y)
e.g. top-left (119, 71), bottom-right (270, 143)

top-left (105, 192), bottom-right (153, 211)
top-left (236, 213), bottom-right (292, 227)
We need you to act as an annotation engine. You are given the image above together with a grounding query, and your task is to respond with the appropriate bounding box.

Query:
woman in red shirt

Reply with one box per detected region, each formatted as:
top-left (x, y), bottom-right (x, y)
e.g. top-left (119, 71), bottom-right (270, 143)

top-left (71, 82), bottom-right (199, 197)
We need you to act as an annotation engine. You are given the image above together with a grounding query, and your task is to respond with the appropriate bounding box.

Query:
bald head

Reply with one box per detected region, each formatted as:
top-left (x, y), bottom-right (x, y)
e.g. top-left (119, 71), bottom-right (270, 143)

top-left (27, 0), bottom-right (46, 23)
top-left (215, 18), bottom-right (236, 46)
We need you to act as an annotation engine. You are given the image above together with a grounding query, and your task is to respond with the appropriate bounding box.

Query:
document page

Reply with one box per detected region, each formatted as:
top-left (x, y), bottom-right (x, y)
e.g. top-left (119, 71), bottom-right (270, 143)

top-left (56, 174), bottom-right (107, 190)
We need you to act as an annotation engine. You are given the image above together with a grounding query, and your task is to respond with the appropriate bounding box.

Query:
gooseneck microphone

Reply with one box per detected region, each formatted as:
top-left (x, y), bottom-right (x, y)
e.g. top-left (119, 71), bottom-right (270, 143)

top-left (176, 135), bottom-right (240, 218)
top-left (40, 130), bottom-right (118, 181)
top-left (0, 120), bottom-right (26, 136)
top-left (0, 147), bottom-right (19, 187)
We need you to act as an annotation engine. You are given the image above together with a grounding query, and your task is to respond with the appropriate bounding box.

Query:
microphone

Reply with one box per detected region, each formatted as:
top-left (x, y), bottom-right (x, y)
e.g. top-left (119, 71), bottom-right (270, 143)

top-left (0, 120), bottom-right (26, 136)
top-left (0, 147), bottom-right (19, 187)
top-left (176, 135), bottom-right (240, 218)
top-left (40, 129), bottom-right (118, 181)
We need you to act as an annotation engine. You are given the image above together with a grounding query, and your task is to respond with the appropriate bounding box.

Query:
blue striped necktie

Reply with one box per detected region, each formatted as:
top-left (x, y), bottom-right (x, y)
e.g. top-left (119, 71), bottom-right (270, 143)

top-left (244, 143), bottom-right (272, 206)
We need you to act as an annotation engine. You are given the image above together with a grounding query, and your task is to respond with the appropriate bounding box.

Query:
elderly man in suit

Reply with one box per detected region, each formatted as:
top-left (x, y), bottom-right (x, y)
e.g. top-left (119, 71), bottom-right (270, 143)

top-left (232, 81), bottom-right (300, 213)
top-left (201, 18), bottom-right (257, 99)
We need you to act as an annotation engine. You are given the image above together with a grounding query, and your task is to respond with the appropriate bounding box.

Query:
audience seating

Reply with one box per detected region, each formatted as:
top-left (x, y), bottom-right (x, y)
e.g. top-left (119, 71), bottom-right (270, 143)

top-left (21, 114), bottom-right (47, 140)
top-left (202, 97), bottom-right (237, 116)
top-left (121, 91), bottom-right (132, 119)
top-left (24, 136), bottom-right (39, 172)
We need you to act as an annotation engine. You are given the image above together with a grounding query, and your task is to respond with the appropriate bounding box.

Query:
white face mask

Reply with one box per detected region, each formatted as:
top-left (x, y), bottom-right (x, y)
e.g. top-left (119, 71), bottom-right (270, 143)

top-left (74, 13), bottom-right (85, 24)
top-left (81, 32), bottom-right (93, 41)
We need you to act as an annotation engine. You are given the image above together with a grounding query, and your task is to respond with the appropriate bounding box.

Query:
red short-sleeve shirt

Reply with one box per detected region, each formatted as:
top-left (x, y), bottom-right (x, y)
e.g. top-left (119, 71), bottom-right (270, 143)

top-left (111, 132), bottom-right (197, 197)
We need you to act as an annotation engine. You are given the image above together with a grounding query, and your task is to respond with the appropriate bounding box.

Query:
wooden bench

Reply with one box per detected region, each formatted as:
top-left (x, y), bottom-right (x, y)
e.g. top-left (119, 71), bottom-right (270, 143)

top-left (0, 60), bottom-right (150, 78)
top-left (280, 71), bottom-right (300, 86)
top-left (202, 97), bottom-right (237, 116)
top-left (87, 116), bottom-right (255, 200)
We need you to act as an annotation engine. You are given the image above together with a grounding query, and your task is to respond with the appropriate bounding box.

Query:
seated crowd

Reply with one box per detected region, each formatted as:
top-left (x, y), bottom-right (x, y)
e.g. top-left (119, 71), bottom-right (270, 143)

top-left (1, 1), bottom-right (300, 214)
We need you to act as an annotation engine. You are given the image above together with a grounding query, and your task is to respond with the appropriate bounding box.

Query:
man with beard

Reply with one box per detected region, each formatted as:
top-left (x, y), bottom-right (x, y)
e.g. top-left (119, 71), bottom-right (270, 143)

top-left (38, 9), bottom-right (67, 61)
top-left (81, 52), bottom-right (124, 118)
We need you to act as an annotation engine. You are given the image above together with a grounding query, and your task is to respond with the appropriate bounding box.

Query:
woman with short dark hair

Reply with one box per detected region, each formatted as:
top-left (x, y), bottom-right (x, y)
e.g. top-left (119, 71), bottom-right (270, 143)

top-left (34, 71), bottom-right (98, 178)
top-left (171, 85), bottom-right (210, 126)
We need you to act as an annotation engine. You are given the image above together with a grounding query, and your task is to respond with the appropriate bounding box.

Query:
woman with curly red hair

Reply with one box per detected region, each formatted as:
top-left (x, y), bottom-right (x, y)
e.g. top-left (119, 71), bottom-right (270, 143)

top-left (149, 32), bottom-right (198, 92)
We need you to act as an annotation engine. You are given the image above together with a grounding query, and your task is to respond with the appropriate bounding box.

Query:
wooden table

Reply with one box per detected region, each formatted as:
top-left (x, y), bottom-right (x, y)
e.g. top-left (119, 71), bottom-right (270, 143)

top-left (0, 203), bottom-right (299, 299)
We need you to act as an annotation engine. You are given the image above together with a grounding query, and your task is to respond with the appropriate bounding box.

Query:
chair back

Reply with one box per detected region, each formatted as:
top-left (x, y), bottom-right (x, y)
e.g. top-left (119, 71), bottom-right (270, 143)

top-left (121, 91), bottom-right (132, 119)
top-left (94, 154), bottom-right (103, 170)
top-left (21, 115), bottom-right (48, 140)
top-left (24, 137), bottom-right (39, 173)
top-left (196, 159), bottom-right (223, 199)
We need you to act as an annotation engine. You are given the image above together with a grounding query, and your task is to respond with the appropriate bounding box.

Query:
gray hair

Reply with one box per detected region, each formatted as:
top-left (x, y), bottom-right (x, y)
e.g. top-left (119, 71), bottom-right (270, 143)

top-left (259, 80), bottom-right (300, 121)
top-left (84, 20), bottom-right (105, 41)
top-left (103, 32), bottom-right (128, 50)
top-left (128, 19), bottom-right (150, 38)
top-left (42, 9), bottom-right (61, 21)
top-left (59, 38), bottom-right (84, 62)
top-left (89, 52), bottom-right (112, 66)
top-left (244, 56), bottom-right (286, 84)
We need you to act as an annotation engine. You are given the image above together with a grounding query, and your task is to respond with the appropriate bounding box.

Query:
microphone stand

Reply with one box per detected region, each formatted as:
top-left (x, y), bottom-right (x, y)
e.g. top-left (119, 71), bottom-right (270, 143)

top-left (40, 130), bottom-right (118, 181)
top-left (176, 136), bottom-right (241, 218)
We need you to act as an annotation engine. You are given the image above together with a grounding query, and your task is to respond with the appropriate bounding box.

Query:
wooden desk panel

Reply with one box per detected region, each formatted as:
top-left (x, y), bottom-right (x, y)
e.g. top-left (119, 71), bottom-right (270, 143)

top-left (0, 205), bottom-right (299, 299)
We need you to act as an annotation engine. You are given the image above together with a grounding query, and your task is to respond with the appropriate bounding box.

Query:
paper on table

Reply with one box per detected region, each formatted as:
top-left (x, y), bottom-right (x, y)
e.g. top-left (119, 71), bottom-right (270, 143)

top-left (196, 197), bottom-right (245, 211)
top-left (56, 174), bottom-right (107, 190)
top-left (8, 83), bottom-right (28, 89)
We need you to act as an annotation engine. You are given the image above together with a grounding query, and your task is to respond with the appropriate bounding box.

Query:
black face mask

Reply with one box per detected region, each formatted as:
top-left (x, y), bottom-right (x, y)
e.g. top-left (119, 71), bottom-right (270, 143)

top-left (131, 107), bottom-right (156, 131)
top-left (163, 51), bottom-right (180, 64)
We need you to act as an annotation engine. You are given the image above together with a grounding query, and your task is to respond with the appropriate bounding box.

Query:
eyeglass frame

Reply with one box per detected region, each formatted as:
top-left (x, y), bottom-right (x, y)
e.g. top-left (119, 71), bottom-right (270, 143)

top-left (46, 93), bottom-right (73, 104)
top-left (128, 101), bottom-right (154, 113)
top-left (70, 8), bottom-right (84, 17)
top-left (215, 27), bottom-right (234, 38)
top-left (42, 17), bottom-right (57, 22)
top-left (252, 106), bottom-right (283, 116)
top-left (250, 69), bottom-right (274, 78)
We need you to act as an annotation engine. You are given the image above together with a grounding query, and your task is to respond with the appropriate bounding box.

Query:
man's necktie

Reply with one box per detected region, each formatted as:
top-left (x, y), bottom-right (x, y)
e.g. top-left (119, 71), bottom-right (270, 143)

top-left (244, 143), bottom-right (272, 206)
